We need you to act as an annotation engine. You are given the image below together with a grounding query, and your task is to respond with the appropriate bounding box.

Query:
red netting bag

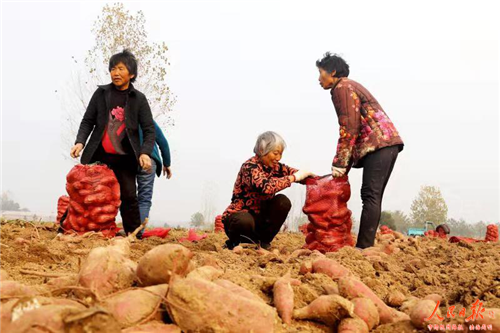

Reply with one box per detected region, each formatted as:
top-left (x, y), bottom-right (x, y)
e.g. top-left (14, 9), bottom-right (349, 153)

top-left (63, 164), bottom-right (121, 237)
top-left (56, 195), bottom-right (70, 224)
top-left (380, 225), bottom-right (394, 235)
top-left (485, 224), bottom-right (499, 242)
top-left (214, 215), bottom-right (224, 233)
top-left (302, 175), bottom-right (354, 253)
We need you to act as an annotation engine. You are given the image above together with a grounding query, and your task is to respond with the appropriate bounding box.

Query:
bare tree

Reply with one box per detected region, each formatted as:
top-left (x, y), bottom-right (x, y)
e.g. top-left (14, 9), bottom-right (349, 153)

top-left (61, 3), bottom-right (176, 156)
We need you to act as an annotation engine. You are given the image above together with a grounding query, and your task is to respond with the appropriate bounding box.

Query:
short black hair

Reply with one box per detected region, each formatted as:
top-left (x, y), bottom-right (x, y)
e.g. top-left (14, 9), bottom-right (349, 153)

top-left (316, 52), bottom-right (350, 78)
top-left (109, 49), bottom-right (138, 82)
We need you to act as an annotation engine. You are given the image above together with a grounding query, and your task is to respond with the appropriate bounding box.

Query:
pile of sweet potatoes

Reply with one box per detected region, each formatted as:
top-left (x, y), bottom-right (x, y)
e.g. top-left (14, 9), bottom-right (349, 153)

top-left (63, 164), bottom-right (121, 236)
top-left (2, 225), bottom-right (499, 333)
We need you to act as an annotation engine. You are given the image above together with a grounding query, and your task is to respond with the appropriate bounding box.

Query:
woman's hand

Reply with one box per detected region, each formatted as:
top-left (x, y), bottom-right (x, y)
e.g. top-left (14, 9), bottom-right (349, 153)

top-left (293, 170), bottom-right (315, 182)
top-left (70, 143), bottom-right (84, 158)
top-left (139, 154), bottom-right (152, 172)
top-left (331, 166), bottom-right (346, 177)
top-left (163, 166), bottom-right (172, 179)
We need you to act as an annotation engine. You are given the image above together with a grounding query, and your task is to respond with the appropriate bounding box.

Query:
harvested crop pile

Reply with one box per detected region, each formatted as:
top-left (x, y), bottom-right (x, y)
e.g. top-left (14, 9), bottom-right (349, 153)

top-left (214, 214), bottom-right (224, 232)
top-left (485, 224), bottom-right (499, 242)
top-left (1, 220), bottom-right (500, 332)
top-left (63, 164), bottom-right (121, 237)
top-left (302, 175), bottom-right (355, 253)
top-left (56, 195), bottom-right (69, 224)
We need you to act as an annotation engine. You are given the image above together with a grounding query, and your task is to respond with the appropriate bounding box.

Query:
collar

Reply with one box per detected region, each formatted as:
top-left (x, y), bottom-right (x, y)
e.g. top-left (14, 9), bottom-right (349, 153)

top-left (330, 77), bottom-right (346, 95)
top-left (99, 83), bottom-right (136, 95)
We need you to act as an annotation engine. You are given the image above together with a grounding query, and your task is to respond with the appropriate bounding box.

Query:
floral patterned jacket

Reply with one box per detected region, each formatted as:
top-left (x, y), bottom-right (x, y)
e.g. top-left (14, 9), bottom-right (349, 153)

top-left (222, 156), bottom-right (297, 223)
top-left (330, 78), bottom-right (404, 168)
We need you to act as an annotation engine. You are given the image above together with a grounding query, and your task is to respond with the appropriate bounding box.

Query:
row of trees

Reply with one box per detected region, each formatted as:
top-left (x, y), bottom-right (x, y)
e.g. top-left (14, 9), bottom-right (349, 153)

top-left (1, 192), bottom-right (29, 212)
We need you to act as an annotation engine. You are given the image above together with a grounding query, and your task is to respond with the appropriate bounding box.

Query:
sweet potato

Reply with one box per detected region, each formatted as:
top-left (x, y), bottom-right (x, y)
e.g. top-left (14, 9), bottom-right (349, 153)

top-left (136, 244), bottom-right (193, 286)
top-left (410, 300), bottom-right (441, 329)
top-left (63, 306), bottom-right (121, 333)
top-left (7, 304), bottom-right (83, 333)
top-left (299, 261), bottom-right (313, 275)
top-left (45, 274), bottom-right (78, 291)
top-left (338, 276), bottom-right (395, 324)
top-left (214, 279), bottom-right (264, 303)
top-left (424, 293), bottom-right (442, 304)
top-left (166, 276), bottom-right (277, 333)
top-left (351, 297), bottom-right (379, 330)
top-left (293, 294), bottom-right (354, 327)
top-left (0, 281), bottom-right (38, 299)
top-left (312, 258), bottom-right (351, 280)
top-left (273, 274), bottom-right (301, 324)
top-left (77, 239), bottom-right (137, 297)
top-left (232, 245), bottom-right (243, 254)
top-left (122, 322), bottom-right (182, 333)
top-left (0, 269), bottom-right (11, 281)
top-left (386, 290), bottom-right (406, 307)
top-left (102, 284), bottom-right (169, 328)
top-left (186, 265), bottom-right (223, 281)
top-left (400, 296), bottom-right (420, 314)
top-left (338, 317), bottom-right (369, 333)
top-left (323, 283), bottom-right (339, 295)
top-left (392, 309), bottom-right (410, 322)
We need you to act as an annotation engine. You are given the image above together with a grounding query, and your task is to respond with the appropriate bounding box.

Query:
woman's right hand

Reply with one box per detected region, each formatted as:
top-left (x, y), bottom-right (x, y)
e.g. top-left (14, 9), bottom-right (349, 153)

top-left (293, 169), bottom-right (315, 182)
top-left (70, 143), bottom-right (84, 158)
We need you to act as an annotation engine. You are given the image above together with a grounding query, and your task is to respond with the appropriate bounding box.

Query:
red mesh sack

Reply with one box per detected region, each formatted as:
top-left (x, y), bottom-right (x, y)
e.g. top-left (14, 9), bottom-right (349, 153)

top-left (56, 195), bottom-right (70, 223)
top-left (485, 224), bottom-right (499, 242)
top-left (63, 164), bottom-right (121, 237)
top-left (449, 236), bottom-right (479, 244)
top-left (302, 175), bottom-right (354, 253)
top-left (214, 215), bottom-right (224, 233)
top-left (380, 225), bottom-right (394, 235)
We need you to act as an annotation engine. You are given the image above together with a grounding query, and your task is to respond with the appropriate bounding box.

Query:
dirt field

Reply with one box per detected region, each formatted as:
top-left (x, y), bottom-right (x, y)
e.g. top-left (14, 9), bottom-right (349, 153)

top-left (1, 220), bottom-right (499, 332)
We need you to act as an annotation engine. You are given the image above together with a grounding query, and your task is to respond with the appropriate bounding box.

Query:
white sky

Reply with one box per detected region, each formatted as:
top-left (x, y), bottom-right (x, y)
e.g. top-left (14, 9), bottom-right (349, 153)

top-left (1, 0), bottom-right (499, 227)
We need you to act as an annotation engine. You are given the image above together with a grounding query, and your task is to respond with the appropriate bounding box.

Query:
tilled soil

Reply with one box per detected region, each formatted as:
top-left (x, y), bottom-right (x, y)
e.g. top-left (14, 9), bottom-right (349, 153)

top-left (1, 220), bottom-right (499, 332)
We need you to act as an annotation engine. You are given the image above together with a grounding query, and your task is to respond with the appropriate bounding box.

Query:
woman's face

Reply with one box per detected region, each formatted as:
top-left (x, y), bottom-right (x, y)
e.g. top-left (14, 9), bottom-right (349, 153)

top-left (318, 68), bottom-right (339, 90)
top-left (260, 146), bottom-right (284, 167)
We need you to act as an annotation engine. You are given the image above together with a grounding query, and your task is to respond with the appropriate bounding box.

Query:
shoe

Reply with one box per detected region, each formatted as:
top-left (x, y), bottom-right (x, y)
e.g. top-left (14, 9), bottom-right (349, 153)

top-left (223, 239), bottom-right (238, 250)
top-left (116, 230), bottom-right (127, 237)
top-left (136, 229), bottom-right (144, 240)
top-left (260, 242), bottom-right (271, 250)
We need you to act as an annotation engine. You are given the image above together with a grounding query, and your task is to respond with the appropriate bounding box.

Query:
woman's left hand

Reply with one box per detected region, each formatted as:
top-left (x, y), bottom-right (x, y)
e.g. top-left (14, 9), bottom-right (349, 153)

top-left (331, 166), bottom-right (346, 177)
top-left (163, 166), bottom-right (172, 179)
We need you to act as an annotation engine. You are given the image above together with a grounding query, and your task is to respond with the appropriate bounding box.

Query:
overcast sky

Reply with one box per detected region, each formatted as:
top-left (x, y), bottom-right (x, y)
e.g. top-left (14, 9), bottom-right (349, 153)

top-left (1, 0), bottom-right (499, 227)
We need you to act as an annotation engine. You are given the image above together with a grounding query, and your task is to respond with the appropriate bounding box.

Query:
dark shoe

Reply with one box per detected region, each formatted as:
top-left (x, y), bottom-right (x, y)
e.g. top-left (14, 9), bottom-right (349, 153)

top-left (223, 239), bottom-right (239, 250)
top-left (260, 242), bottom-right (271, 250)
top-left (116, 230), bottom-right (127, 237)
top-left (136, 229), bottom-right (144, 240)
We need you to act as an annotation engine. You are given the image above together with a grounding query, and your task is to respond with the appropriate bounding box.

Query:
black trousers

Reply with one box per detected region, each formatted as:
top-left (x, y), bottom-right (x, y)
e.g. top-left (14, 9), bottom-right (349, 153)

top-left (224, 194), bottom-right (292, 245)
top-left (91, 146), bottom-right (141, 234)
top-left (356, 145), bottom-right (399, 249)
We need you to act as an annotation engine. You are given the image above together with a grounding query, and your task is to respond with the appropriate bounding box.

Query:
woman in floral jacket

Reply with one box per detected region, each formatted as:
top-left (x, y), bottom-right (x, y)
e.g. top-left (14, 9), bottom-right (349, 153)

top-left (316, 53), bottom-right (404, 249)
top-left (222, 131), bottom-right (314, 250)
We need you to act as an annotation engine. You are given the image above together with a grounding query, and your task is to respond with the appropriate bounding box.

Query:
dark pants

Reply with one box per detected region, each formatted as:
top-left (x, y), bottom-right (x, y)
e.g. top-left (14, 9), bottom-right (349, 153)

top-left (91, 146), bottom-right (141, 234)
top-left (356, 145), bottom-right (399, 249)
top-left (224, 194), bottom-right (292, 246)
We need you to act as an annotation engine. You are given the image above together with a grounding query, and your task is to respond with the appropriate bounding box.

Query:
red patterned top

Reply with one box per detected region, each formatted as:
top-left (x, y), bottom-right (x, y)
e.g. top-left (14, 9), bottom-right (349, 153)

top-left (330, 78), bottom-right (403, 168)
top-left (222, 156), bottom-right (298, 223)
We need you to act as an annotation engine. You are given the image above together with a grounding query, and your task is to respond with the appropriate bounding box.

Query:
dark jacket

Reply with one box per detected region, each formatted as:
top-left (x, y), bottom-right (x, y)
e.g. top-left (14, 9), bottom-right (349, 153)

top-left (139, 121), bottom-right (171, 177)
top-left (75, 83), bottom-right (156, 165)
top-left (330, 78), bottom-right (404, 168)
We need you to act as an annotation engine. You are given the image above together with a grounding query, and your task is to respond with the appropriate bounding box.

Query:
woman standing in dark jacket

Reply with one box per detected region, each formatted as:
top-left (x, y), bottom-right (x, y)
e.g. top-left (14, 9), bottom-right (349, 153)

top-left (316, 53), bottom-right (404, 248)
top-left (70, 50), bottom-right (155, 236)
